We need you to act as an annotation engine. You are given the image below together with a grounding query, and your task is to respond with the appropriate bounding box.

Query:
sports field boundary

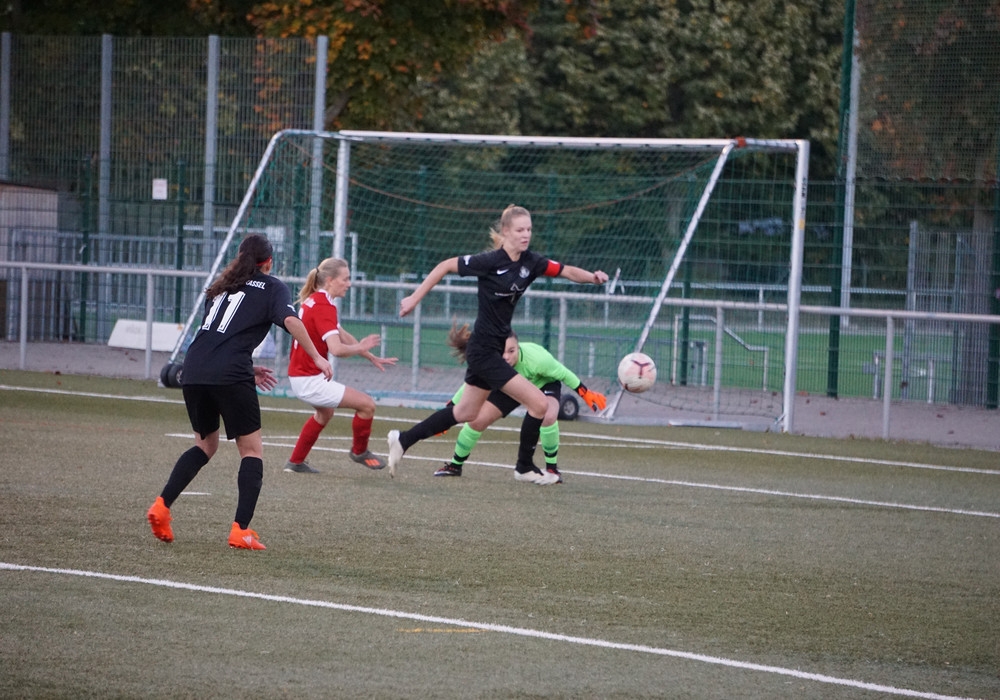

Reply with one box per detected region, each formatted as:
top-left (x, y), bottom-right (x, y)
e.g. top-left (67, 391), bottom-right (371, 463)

top-left (0, 562), bottom-right (978, 700)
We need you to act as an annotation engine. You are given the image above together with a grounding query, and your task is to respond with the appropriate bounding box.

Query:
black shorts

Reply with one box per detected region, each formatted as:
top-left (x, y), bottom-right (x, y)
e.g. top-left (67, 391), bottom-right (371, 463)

top-left (464, 340), bottom-right (518, 391)
top-left (488, 381), bottom-right (562, 417)
top-left (182, 381), bottom-right (261, 440)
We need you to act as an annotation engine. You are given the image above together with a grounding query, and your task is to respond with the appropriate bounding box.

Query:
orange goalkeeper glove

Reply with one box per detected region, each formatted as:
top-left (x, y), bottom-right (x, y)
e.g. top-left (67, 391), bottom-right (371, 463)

top-left (576, 383), bottom-right (607, 412)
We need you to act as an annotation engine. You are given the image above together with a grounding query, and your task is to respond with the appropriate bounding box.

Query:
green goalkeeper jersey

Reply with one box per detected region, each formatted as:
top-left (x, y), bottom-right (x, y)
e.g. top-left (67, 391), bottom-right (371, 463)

top-left (450, 341), bottom-right (581, 404)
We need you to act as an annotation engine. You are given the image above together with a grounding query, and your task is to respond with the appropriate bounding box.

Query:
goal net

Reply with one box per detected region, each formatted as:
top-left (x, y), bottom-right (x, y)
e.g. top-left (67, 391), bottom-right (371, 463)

top-left (170, 130), bottom-right (808, 428)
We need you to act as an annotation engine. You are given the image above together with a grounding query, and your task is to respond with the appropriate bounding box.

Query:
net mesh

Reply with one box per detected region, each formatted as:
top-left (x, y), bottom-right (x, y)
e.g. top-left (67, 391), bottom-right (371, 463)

top-left (853, 0), bottom-right (1000, 181)
top-left (216, 133), bottom-right (803, 424)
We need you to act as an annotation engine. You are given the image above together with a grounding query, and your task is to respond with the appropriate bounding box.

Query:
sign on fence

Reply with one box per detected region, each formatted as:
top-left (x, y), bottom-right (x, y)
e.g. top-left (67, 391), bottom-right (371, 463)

top-left (107, 320), bottom-right (182, 352)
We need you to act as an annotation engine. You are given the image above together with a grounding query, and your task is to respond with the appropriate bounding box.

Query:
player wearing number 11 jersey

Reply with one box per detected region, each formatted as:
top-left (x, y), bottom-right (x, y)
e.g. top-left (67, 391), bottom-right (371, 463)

top-left (146, 234), bottom-right (332, 550)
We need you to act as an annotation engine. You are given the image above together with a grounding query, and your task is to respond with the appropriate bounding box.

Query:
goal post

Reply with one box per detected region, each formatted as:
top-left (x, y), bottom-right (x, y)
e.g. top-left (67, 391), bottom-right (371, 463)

top-left (604, 137), bottom-right (809, 428)
top-left (603, 140), bottom-right (739, 419)
top-left (168, 130), bottom-right (809, 431)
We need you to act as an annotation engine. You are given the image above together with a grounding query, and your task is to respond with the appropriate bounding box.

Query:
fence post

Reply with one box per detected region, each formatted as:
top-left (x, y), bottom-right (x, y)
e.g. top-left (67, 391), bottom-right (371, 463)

top-left (145, 273), bottom-right (155, 379)
top-left (0, 32), bottom-right (10, 179)
top-left (175, 160), bottom-right (187, 323)
top-left (79, 158), bottom-right (92, 340)
top-left (98, 35), bottom-right (112, 242)
top-left (19, 266), bottom-right (28, 368)
top-left (557, 297), bottom-right (568, 364)
top-left (882, 316), bottom-right (894, 439)
top-left (713, 307), bottom-right (724, 420)
top-left (310, 36), bottom-right (328, 259)
top-left (203, 35), bottom-right (219, 269)
top-left (96, 34), bottom-right (113, 340)
top-left (411, 303), bottom-right (422, 392)
top-left (988, 135), bottom-right (1000, 408)
top-left (679, 266), bottom-right (691, 385)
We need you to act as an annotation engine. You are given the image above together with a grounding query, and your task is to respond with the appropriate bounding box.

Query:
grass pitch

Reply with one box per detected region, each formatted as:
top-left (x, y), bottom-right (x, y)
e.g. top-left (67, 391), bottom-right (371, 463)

top-left (1, 370), bottom-right (998, 699)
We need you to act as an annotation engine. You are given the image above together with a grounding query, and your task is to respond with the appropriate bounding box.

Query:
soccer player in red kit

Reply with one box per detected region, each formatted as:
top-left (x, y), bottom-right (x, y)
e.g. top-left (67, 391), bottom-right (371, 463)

top-left (286, 257), bottom-right (397, 473)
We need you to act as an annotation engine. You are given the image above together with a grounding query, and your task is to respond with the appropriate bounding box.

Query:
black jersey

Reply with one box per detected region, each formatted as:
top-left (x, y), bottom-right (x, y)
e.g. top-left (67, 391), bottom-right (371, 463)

top-left (181, 271), bottom-right (297, 385)
top-left (458, 248), bottom-right (562, 353)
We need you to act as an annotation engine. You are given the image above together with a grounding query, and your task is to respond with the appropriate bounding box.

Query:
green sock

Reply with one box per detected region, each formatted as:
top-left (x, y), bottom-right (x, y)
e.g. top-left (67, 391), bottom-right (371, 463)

top-left (540, 422), bottom-right (560, 467)
top-left (452, 424), bottom-right (482, 466)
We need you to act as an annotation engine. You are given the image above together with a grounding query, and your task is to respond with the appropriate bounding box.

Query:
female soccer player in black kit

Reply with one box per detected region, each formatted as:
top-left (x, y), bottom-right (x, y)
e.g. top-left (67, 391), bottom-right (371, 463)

top-left (387, 204), bottom-right (608, 483)
top-left (146, 234), bottom-right (332, 550)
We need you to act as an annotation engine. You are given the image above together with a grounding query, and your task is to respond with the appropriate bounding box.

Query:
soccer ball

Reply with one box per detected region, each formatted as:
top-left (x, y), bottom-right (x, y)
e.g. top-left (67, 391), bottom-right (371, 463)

top-left (617, 352), bottom-right (657, 393)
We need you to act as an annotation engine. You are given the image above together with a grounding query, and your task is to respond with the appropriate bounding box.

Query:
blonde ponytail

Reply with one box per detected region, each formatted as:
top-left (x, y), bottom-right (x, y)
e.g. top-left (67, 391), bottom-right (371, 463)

top-left (297, 257), bottom-right (349, 304)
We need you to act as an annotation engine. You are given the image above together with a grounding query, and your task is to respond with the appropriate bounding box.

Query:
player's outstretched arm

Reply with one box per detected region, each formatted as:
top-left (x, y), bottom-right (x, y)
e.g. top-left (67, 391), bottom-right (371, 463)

top-left (330, 328), bottom-right (398, 371)
top-left (328, 327), bottom-right (379, 358)
top-left (559, 264), bottom-right (609, 286)
top-left (400, 257), bottom-right (459, 317)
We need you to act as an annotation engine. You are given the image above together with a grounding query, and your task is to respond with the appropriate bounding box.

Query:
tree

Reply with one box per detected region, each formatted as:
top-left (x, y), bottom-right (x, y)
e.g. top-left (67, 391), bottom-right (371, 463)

top-left (668, 0), bottom-right (842, 165)
top-left (414, 28), bottom-right (534, 136)
top-left (853, 0), bottom-right (1000, 181)
top-left (843, 1), bottom-right (1000, 405)
top-left (245, 0), bottom-right (536, 130)
top-left (1, 0), bottom-right (534, 132)
top-left (417, 0), bottom-right (845, 177)
top-left (0, 0), bottom-right (256, 35)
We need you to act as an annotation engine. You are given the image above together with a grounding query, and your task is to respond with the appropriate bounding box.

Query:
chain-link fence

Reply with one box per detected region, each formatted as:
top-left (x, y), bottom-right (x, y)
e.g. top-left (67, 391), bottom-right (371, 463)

top-left (2, 19), bottom-right (999, 411)
top-left (827, 0), bottom-right (1000, 405)
top-left (0, 34), bottom-right (323, 340)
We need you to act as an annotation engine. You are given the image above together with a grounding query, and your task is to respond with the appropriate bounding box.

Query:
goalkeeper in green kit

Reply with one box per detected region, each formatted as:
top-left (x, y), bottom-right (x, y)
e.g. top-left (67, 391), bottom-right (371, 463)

top-left (433, 323), bottom-right (607, 483)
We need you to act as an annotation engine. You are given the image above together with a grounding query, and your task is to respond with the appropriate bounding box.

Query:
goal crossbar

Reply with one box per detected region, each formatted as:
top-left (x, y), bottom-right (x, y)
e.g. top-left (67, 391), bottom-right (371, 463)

top-left (338, 130), bottom-right (802, 153)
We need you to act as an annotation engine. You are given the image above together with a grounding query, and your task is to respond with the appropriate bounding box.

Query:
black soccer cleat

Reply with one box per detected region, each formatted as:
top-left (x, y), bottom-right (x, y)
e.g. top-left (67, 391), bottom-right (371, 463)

top-left (434, 463), bottom-right (462, 477)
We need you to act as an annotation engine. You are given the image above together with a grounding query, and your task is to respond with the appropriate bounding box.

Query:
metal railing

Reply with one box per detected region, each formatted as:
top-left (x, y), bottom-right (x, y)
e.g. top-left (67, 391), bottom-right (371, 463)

top-left (0, 261), bottom-right (208, 379)
top-left (3, 260), bottom-right (1000, 439)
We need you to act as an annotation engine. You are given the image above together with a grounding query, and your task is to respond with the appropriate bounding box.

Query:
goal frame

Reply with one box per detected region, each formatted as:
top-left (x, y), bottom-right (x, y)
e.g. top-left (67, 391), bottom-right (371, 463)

top-left (170, 130), bottom-right (809, 432)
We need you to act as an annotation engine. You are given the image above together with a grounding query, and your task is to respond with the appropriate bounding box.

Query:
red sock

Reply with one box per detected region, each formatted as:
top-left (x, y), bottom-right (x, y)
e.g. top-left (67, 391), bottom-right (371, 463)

top-left (352, 414), bottom-right (373, 455)
top-left (290, 416), bottom-right (324, 464)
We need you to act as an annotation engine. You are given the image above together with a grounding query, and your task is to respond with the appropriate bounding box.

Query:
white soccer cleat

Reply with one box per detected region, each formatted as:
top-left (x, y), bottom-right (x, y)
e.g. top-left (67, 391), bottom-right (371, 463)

top-left (536, 470), bottom-right (561, 486)
top-left (387, 430), bottom-right (403, 478)
top-left (513, 468), bottom-right (560, 486)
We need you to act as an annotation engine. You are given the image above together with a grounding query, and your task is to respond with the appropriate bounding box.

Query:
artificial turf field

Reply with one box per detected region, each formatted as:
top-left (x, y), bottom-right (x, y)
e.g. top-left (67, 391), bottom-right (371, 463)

top-left (1, 370), bottom-right (998, 699)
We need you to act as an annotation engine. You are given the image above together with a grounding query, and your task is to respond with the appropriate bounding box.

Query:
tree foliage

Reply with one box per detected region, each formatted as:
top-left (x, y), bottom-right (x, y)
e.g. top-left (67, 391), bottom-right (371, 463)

top-left (243, 0), bottom-right (536, 130)
top-left (854, 0), bottom-right (1000, 181)
top-left (4, 0), bottom-right (847, 173)
top-left (418, 0), bottom-right (845, 177)
top-left (0, 0), bottom-right (256, 35)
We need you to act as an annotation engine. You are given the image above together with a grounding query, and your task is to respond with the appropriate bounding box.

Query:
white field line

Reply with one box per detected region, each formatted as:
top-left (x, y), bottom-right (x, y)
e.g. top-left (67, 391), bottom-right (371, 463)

top-left (4, 383), bottom-right (997, 478)
top-left (0, 384), bottom-right (189, 405)
top-left (249, 436), bottom-right (1000, 520)
top-left (562, 470), bottom-right (1000, 518)
top-left (157, 431), bottom-right (1000, 520)
top-left (0, 562), bottom-right (977, 700)
top-left (543, 426), bottom-right (999, 476)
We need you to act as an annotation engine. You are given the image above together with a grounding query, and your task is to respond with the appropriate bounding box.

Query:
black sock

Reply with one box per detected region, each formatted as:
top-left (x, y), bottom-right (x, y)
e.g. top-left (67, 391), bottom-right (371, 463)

top-left (234, 457), bottom-right (264, 529)
top-left (161, 446), bottom-right (210, 506)
top-left (399, 405), bottom-right (457, 451)
top-left (516, 413), bottom-right (543, 471)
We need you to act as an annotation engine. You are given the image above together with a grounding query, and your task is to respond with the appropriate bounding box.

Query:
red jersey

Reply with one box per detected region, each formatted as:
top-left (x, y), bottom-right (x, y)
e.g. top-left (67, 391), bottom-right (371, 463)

top-left (287, 290), bottom-right (339, 377)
